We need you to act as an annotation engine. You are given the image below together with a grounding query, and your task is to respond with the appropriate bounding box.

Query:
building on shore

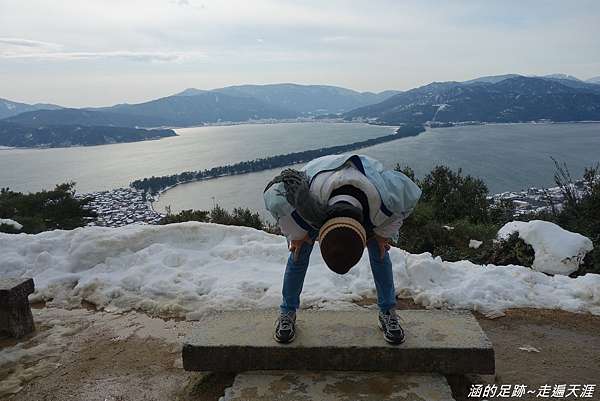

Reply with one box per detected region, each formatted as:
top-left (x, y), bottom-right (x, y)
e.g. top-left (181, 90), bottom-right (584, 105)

top-left (75, 188), bottom-right (165, 228)
top-left (489, 180), bottom-right (590, 216)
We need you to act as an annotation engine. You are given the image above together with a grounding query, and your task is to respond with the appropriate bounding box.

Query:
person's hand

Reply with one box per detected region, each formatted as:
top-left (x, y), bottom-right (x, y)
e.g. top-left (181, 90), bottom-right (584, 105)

top-left (374, 234), bottom-right (391, 261)
top-left (289, 234), bottom-right (312, 262)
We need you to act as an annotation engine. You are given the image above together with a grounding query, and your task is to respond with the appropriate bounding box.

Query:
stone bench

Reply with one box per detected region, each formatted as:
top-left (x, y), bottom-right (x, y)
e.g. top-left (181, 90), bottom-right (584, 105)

top-left (182, 309), bottom-right (495, 374)
top-left (0, 278), bottom-right (35, 339)
top-left (222, 371), bottom-right (456, 401)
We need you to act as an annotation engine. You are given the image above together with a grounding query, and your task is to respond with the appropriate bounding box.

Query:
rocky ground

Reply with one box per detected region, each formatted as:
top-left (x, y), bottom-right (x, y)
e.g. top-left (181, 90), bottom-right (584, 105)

top-left (1, 302), bottom-right (599, 401)
top-left (457, 308), bottom-right (600, 401)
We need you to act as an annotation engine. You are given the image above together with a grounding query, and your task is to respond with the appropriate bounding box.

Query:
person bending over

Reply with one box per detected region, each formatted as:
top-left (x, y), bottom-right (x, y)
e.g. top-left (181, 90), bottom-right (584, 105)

top-left (264, 154), bottom-right (421, 345)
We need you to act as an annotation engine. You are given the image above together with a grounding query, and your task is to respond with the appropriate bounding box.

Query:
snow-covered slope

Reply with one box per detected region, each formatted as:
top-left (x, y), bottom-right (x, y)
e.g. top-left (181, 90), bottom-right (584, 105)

top-left (1, 222), bottom-right (598, 318)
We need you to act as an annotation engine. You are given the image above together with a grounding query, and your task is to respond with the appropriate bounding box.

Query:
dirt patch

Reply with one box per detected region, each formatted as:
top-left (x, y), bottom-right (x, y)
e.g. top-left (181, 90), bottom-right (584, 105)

top-left (450, 309), bottom-right (600, 401)
top-left (183, 372), bottom-right (237, 401)
top-left (1, 308), bottom-right (203, 401)
top-left (8, 336), bottom-right (198, 401)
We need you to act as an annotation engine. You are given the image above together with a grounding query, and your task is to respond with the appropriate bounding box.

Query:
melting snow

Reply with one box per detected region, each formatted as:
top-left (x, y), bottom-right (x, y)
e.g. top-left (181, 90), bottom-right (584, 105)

top-left (0, 218), bottom-right (22, 230)
top-left (498, 220), bottom-right (593, 275)
top-left (0, 222), bottom-right (598, 318)
top-left (469, 239), bottom-right (483, 249)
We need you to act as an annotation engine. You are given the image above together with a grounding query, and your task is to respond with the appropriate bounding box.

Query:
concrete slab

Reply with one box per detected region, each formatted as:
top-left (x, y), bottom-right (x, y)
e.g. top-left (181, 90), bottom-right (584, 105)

top-left (222, 371), bottom-right (455, 401)
top-left (183, 309), bottom-right (494, 374)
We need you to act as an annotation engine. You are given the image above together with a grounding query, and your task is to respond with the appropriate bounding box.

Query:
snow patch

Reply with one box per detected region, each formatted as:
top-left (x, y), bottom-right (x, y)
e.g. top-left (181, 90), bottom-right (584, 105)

top-left (0, 218), bottom-right (22, 230)
top-left (469, 239), bottom-right (483, 249)
top-left (498, 220), bottom-right (593, 275)
top-left (0, 222), bottom-right (598, 318)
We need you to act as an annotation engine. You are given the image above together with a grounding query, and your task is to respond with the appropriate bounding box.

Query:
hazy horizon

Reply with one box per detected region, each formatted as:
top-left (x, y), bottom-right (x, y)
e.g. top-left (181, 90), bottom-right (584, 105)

top-left (1, 0), bottom-right (599, 107)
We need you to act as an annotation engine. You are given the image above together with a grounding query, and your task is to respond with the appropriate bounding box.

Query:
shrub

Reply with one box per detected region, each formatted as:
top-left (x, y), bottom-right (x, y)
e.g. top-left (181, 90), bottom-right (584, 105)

top-left (230, 207), bottom-right (264, 230)
top-left (398, 217), bottom-right (498, 262)
top-left (209, 204), bottom-right (232, 225)
top-left (160, 204), bottom-right (266, 231)
top-left (0, 182), bottom-right (96, 234)
top-left (473, 233), bottom-right (535, 267)
top-left (395, 164), bottom-right (501, 262)
top-left (160, 208), bottom-right (209, 224)
top-left (418, 166), bottom-right (490, 223)
top-left (210, 205), bottom-right (265, 230)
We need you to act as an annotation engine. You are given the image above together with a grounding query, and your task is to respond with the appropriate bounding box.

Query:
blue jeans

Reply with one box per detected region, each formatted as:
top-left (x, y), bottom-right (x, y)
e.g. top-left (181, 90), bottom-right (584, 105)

top-left (280, 230), bottom-right (396, 313)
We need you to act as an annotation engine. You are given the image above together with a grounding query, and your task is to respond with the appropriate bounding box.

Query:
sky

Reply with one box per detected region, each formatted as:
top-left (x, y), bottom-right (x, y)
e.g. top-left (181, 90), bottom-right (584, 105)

top-left (1, 0), bottom-right (599, 107)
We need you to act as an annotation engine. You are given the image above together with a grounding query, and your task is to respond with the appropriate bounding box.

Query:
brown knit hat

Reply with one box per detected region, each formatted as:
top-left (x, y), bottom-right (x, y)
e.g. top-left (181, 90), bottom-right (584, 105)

top-left (318, 217), bottom-right (367, 274)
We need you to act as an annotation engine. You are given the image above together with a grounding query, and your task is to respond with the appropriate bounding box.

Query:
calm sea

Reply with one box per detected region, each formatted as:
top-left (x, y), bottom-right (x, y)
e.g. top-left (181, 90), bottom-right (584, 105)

top-left (0, 122), bottom-right (393, 193)
top-left (1, 122), bottom-right (599, 218)
top-left (153, 122), bottom-right (600, 218)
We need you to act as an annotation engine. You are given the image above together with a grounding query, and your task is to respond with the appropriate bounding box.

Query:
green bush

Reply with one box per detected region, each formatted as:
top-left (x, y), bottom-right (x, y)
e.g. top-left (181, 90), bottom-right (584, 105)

top-left (398, 217), bottom-right (498, 262)
top-left (472, 233), bottom-right (535, 267)
top-left (0, 182), bottom-right (96, 234)
top-left (419, 166), bottom-right (490, 223)
top-left (162, 204), bottom-right (266, 231)
top-left (395, 164), bottom-right (502, 262)
top-left (160, 208), bottom-right (209, 224)
top-left (230, 207), bottom-right (264, 230)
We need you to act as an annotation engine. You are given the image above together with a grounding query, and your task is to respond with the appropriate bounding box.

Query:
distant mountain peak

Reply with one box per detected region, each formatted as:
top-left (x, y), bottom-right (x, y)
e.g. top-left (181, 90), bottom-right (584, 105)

top-left (541, 73), bottom-right (582, 82)
top-left (210, 83), bottom-right (401, 115)
top-left (464, 74), bottom-right (522, 84)
top-left (175, 88), bottom-right (207, 96)
top-left (344, 75), bottom-right (600, 125)
top-left (0, 98), bottom-right (63, 120)
top-left (586, 76), bottom-right (600, 84)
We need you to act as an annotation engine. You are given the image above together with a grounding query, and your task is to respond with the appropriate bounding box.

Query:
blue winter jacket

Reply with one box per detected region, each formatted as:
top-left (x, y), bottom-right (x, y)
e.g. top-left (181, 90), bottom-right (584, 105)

top-left (264, 154), bottom-right (421, 239)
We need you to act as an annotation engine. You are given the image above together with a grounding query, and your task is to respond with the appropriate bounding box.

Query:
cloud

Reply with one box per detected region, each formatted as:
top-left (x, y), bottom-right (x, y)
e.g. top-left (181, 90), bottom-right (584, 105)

top-left (0, 37), bottom-right (61, 49)
top-left (170, 0), bottom-right (190, 6)
top-left (0, 36), bottom-right (204, 63)
top-left (0, 49), bottom-right (202, 62)
top-left (320, 36), bottom-right (350, 43)
top-left (1, 0), bottom-right (599, 106)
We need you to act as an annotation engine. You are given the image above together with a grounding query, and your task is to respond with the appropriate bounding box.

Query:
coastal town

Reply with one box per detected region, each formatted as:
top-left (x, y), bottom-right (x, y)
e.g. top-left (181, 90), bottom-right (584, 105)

top-left (75, 188), bottom-right (164, 228)
top-left (489, 179), bottom-right (590, 216)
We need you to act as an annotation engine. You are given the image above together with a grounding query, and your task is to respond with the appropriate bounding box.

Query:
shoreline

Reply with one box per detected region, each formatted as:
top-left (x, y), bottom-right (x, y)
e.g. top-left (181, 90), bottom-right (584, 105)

top-left (3, 119), bottom-right (600, 151)
top-left (0, 133), bottom-right (177, 151)
top-left (131, 124), bottom-right (424, 196)
top-left (0, 119), bottom-right (352, 151)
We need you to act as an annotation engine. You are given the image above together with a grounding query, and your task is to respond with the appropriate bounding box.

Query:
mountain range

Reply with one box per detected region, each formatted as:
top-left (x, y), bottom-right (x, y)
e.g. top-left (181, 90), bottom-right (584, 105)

top-left (208, 84), bottom-right (401, 115)
top-left (0, 98), bottom-right (62, 120)
top-left (1, 75), bottom-right (599, 147)
top-left (2, 84), bottom-right (399, 129)
top-left (344, 75), bottom-right (600, 125)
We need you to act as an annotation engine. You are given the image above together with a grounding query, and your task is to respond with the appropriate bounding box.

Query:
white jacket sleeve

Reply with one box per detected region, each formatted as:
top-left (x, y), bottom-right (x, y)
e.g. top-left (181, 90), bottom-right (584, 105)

top-left (373, 216), bottom-right (404, 239)
top-left (278, 214), bottom-right (308, 241)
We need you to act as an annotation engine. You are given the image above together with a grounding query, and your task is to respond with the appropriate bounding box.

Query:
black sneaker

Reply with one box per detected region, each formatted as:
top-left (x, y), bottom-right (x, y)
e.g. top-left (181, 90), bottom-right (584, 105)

top-left (378, 310), bottom-right (405, 345)
top-left (274, 311), bottom-right (296, 344)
